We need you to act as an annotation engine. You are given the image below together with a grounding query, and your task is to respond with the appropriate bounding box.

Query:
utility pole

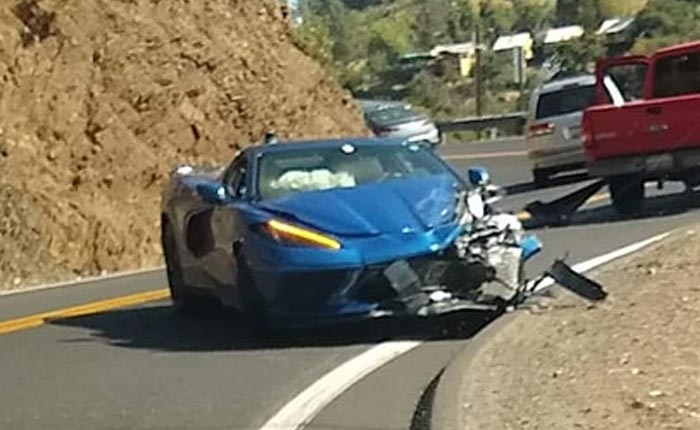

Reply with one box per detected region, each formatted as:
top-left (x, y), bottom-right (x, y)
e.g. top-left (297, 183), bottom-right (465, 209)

top-left (514, 46), bottom-right (525, 102)
top-left (474, 24), bottom-right (483, 118)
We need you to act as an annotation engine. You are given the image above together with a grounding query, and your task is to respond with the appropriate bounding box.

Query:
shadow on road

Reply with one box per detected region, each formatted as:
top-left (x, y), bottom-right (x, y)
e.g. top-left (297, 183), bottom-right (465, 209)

top-left (505, 172), bottom-right (591, 196)
top-left (526, 189), bottom-right (700, 230)
top-left (48, 306), bottom-right (497, 352)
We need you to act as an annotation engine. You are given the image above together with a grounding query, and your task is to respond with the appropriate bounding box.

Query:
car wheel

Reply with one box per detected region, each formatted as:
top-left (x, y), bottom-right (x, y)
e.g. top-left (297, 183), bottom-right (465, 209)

top-left (608, 176), bottom-right (644, 216)
top-left (533, 168), bottom-right (552, 188)
top-left (235, 253), bottom-right (269, 330)
top-left (162, 222), bottom-right (207, 315)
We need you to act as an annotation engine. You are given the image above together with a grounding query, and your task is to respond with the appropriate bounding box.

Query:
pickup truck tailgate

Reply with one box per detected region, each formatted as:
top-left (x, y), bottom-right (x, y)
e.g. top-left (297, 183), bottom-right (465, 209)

top-left (584, 94), bottom-right (700, 161)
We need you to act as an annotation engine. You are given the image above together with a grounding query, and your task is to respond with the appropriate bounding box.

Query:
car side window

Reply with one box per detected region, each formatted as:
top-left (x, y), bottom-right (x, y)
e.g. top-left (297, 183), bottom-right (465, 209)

top-left (223, 158), bottom-right (248, 199)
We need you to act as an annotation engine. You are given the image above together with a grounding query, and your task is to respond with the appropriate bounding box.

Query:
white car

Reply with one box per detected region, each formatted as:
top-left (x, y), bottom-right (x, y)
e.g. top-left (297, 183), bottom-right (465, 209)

top-left (362, 102), bottom-right (442, 147)
top-left (526, 75), bottom-right (597, 186)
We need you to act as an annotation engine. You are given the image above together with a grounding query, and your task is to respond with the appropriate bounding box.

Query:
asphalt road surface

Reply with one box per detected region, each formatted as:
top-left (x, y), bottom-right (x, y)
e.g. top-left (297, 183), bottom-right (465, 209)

top-left (1, 138), bottom-right (698, 430)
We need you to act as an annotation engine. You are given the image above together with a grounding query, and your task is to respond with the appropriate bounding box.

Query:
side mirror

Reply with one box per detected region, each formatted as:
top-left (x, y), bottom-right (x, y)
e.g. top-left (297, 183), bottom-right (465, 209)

top-left (408, 138), bottom-right (434, 150)
top-left (196, 183), bottom-right (227, 204)
top-left (467, 167), bottom-right (491, 187)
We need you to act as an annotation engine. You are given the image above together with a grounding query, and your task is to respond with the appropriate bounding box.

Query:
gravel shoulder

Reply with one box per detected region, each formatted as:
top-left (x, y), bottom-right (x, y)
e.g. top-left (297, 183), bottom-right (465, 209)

top-left (460, 227), bottom-right (700, 430)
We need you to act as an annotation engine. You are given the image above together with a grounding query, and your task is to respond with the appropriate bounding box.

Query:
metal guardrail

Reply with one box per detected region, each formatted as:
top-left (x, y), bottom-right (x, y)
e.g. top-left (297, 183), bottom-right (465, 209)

top-left (437, 111), bottom-right (527, 134)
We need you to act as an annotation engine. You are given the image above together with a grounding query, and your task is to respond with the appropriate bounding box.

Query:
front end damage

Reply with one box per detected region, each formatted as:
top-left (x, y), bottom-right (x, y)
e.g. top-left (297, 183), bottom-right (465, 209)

top-left (267, 171), bottom-right (607, 323)
top-left (350, 213), bottom-right (547, 318)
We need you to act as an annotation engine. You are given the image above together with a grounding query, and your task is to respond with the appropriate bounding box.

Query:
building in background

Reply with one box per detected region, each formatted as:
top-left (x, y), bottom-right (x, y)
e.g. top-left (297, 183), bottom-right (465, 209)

top-left (493, 32), bottom-right (534, 60)
top-left (543, 25), bottom-right (585, 45)
top-left (430, 43), bottom-right (477, 77)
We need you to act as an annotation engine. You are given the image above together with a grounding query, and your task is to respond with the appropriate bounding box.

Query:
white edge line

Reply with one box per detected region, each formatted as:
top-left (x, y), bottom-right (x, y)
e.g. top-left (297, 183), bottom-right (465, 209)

top-left (260, 230), bottom-right (674, 430)
top-left (0, 266), bottom-right (166, 297)
top-left (258, 341), bottom-right (422, 430)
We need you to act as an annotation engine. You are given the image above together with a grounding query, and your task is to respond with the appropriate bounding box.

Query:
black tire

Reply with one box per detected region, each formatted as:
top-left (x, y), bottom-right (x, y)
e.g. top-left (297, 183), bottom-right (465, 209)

top-left (533, 168), bottom-right (552, 188)
top-left (235, 253), bottom-right (270, 331)
top-left (162, 222), bottom-right (207, 316)
top-left (608, 176), bottom-right (644, 216)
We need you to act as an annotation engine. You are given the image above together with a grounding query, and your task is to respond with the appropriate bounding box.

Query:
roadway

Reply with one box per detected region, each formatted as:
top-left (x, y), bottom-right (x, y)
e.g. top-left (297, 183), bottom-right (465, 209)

top-left (1, 138), bottom-right (698, 430)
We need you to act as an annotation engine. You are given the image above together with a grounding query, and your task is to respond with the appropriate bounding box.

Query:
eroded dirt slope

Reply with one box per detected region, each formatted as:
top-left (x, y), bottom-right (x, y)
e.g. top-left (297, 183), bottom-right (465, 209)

top-left (0, 0), bottom-right (367, 289)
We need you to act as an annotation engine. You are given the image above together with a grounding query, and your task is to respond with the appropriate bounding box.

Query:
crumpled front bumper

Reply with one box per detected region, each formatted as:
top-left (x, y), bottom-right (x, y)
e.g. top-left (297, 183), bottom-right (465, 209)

top-left (253, 237), bottom-right (541, 325)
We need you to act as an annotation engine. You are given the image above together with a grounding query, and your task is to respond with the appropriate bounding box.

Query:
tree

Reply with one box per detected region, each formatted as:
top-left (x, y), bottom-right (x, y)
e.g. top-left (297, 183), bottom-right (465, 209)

top-left (292, 13), bottom-right (335, 67)
top-left (556, 0), bottom-right (601, 29)
top-left (512, 0), bottom-right (555, 33)
top-left (631, 0), bottom-right (700, 53)
top-left (554, 32), bottom-right (605, 75)
top-left (415, 0), bottom-right (451, 49)
top-left (305, 0), bottom-right (357, 62)
top-left (597, 0), bottom-right (648, 18)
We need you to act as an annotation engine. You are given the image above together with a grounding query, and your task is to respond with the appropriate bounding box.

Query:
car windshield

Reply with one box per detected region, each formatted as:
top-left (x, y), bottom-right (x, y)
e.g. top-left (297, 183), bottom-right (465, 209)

top-left (535, 84), bottom-right (596, 119)
top-left (365, 105), bottom-right (423, 127)
top-left (257, 144), bottom-right (452, 200)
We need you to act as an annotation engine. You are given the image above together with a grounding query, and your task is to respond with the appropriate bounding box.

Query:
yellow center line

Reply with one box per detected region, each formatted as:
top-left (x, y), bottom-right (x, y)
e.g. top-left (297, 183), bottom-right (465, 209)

top-left (0, 192), bottom-right (616, 336)
top-left (443, 150), bottom-right (528, 161)
top-left (0, 288), bottom-right (170, 336)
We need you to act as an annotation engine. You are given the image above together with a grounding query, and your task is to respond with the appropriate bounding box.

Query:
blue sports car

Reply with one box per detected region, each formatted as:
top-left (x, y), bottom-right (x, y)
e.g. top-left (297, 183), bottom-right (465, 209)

top-left (161, 136), bottom-right (540, 325)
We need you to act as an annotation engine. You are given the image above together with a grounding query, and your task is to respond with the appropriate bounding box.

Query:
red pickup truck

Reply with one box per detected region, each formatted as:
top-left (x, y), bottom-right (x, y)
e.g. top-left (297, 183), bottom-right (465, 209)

top-left (582, 41), bottom-right (700, 214)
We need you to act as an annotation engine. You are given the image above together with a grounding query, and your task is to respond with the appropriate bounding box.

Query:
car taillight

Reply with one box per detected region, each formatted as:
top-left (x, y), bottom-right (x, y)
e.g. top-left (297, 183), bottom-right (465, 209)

top-left (528, 122), bottom-right (555, 138)
top-left (581, 117), bottom-right (593, 149)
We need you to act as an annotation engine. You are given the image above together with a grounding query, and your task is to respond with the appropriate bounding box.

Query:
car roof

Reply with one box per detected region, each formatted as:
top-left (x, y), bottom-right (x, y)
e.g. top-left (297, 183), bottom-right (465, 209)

top-left (538, 74), bottom-right (596, 94)
top-left (245, 137), bottom-right (409, 157)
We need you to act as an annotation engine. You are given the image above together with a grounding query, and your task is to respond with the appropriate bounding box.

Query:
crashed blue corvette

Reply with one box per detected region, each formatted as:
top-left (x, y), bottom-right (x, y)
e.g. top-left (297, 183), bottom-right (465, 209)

top-left (161, 136), bottom-right (598, 325)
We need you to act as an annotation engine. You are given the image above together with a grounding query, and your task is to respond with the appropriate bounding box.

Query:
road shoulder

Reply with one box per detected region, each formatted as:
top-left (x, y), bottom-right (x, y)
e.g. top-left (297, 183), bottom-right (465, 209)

top-left (432, 226), bottom-right (700, 430)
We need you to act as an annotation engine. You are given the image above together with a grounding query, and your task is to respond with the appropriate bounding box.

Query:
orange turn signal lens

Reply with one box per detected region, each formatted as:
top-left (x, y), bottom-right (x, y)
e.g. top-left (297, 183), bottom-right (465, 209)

top-left (264, 220), bottom-right (342, 250)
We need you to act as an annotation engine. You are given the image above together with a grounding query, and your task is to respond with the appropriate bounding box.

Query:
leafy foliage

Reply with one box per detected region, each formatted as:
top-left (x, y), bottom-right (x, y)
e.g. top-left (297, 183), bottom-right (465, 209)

top-left (297, 0), bottom-right (700, 119)
top-left (631, 0), bottom-right (700, 53)
top-left (554, 33), bottom-right (606, 75)
top-left (597, 0), bottom-right (648, 18)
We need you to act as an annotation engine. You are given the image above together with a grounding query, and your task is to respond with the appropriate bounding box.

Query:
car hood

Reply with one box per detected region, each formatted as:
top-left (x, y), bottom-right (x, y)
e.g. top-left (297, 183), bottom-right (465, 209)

top-left (257, 174), bottom-right (461, 237)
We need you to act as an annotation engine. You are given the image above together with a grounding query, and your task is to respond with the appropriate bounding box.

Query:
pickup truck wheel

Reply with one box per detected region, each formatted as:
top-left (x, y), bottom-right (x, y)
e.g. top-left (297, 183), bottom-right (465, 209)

top-left (533, 168), bottom-right (552, 188)
top-left (608, 176), bottom-right (644, 216)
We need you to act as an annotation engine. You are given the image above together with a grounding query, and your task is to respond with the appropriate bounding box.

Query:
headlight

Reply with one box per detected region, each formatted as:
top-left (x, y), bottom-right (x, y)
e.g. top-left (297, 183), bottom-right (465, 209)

top-left (262, 219), bottom-right (341, 250)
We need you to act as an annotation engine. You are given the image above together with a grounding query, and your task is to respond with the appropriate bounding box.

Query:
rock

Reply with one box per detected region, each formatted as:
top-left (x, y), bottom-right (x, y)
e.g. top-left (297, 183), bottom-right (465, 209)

top-left (648, 390), bottom-right (664, 398)
top-left (630, 399), bottom-right (645, 409)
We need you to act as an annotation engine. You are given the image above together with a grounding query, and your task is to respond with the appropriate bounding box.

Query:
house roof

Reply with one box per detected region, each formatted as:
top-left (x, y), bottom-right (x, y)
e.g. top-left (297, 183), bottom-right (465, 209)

top-left (430, 42), bottom-right (476, 56)
top-left (596, 18), bottom-right (635, 35)
top-left (543, 25), bottom-right (584, 44)
top-left (493, 32), bottom-right (533, 51)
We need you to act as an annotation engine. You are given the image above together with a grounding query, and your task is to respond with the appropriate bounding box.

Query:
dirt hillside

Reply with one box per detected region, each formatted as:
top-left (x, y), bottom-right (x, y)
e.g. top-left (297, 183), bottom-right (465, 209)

top-left (0, 0), bottom-right (367, 290)
top-left (460, 227), bottom-right (700, 430)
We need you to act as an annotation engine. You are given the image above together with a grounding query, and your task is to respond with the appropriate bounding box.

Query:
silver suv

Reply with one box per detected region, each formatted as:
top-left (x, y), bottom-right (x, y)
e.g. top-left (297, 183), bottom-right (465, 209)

top-left (526, 75), bottom-right (597, 186)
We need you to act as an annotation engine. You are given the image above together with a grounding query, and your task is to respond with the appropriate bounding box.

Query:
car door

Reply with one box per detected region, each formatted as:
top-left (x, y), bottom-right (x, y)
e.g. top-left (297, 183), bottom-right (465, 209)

top-left (646, 49), bottom-right (700, 153)
top-left (586, 56), bottom-right (654, 158)
top-left (203, 155), bottom-right (251, 299)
